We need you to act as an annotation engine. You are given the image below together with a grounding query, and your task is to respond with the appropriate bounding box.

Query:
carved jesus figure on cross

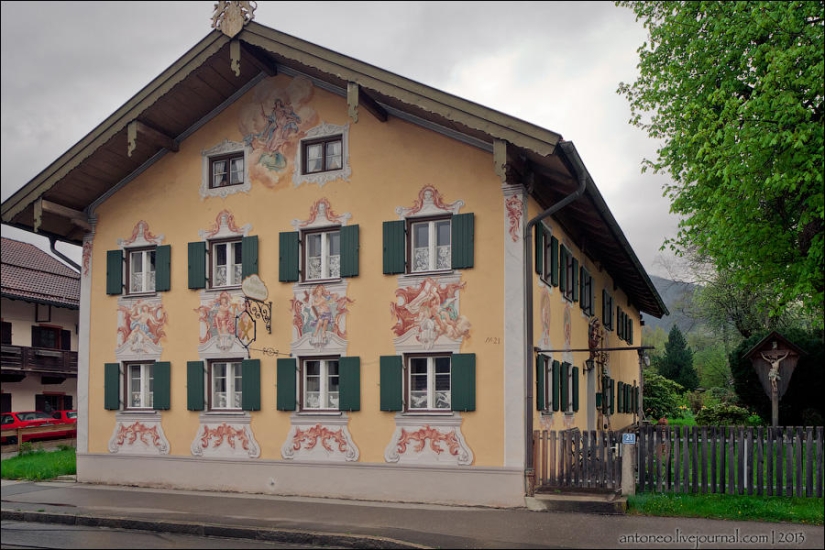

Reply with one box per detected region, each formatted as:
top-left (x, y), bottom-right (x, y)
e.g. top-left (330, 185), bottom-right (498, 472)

top-left (760, 349), bottom-right (789, 395)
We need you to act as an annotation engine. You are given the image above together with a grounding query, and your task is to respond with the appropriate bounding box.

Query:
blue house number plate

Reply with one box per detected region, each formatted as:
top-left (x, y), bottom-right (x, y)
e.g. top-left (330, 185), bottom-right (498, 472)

top-left (622, 433), bottom-right (636, 445)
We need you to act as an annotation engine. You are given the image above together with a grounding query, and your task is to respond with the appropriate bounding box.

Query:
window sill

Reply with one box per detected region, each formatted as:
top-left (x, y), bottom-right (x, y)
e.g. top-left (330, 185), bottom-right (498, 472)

top-left (206, 285), bottom-right (243, 292)
top-left (297, 410), bottom-right (342, 416)
top-left (403, 269), bottom-right (454, 278)
top-left (125, 291), bottom-right (158, 298)
top-left (298, 278), bottom-right (342, 287)
top-left (402, 411), bottom-right (455, 417)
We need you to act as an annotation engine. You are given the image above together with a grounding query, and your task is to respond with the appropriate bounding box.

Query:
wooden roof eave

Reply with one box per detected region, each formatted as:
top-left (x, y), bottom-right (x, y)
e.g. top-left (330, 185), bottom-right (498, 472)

top-left (1, 30), bottom-right (231, 223)
top-left (239, 23), bottom-right (561, 159)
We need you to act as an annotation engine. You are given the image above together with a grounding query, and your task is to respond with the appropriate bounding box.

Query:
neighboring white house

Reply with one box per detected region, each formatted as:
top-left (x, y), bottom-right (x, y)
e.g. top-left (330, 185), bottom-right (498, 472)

top-left (1, 237), bottom-right (80, 412)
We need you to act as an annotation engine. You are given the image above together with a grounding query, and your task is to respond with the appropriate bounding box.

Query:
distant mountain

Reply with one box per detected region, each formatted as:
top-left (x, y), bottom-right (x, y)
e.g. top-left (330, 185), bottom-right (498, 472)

top-left (643, 275), bottom-right (702, 335)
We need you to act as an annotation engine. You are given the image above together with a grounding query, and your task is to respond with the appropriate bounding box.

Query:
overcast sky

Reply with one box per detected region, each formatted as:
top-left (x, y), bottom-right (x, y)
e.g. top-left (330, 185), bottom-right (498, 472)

top-left (1, 1), bottom-right (681, 277)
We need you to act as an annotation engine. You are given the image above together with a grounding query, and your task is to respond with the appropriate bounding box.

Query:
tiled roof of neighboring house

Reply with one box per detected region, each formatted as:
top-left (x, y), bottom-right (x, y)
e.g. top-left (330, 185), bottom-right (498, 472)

top-left (1, 237), bottom-right (80, 309)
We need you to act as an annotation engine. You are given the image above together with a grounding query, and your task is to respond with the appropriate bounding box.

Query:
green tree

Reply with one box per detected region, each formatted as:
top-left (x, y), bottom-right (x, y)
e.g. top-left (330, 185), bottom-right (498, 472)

top-left (617, 1), bottom-right (824, 327)
top-left (642, 368), bottom-right (684, 420)
top-left (658, 325), bottom-right (699, 391)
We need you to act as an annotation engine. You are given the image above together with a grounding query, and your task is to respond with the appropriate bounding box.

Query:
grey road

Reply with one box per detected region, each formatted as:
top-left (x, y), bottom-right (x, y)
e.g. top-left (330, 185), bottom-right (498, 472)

top-left (1, 520), bottom-right (336, 549)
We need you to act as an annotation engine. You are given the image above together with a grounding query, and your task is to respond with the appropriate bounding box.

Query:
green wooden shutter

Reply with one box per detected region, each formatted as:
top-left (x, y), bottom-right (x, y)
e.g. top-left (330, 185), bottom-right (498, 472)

top-left (106, 250), bottom-right (123, 295)
top-left (379, 355), bottom-right (403, 411)
top-left (187, 361), bottom-right (205, 411)
top-left (188, 242), bottom-right (206, 289)
top-left (550, 236), bottom-right (559, 287)
top-left (451, 353), bottom-right (476, 411)
top-left (572, 257), bottom-right (579, 302)
top-left (628, 318), bottom-right (634, 345)
top-left (560, 247), bottom-right (569, 295)
top-left (535, 355), bottom-right (546, 411)
top-left (338, 356), bottom-right (361, 411)
top-left (535, 226), bottom-right (544, 275)
top-left (278, 232), bottom-right (300, 282)
top-left (451, 213), bottom-right (474, 269)
top-left (241, 235), bottom-right (259, 279)
top-left (617, 381), bottom-right (624, 413)
top-left (340, 225), bottom-right (360, 278)
top-left (552, 360), bottom-right (560, 412)
top-left (560, 362), bottom-right (569, 412)
top-left (277, 358), bottom-right (297, 411)
top-left (241, 359), bottom-right (260, 411)
top-left (153, 361), bottom-right (171, 410)
top-left (104, 363), bottom-right (120, 410)
top-left (155, 245), bottom-right (171, 292)
top-left (382, 221), bottom-right (405, 275)
top-left (610, 378), bottom-right (616, 415)
top-left (572, 366), bottom-right (579, 412)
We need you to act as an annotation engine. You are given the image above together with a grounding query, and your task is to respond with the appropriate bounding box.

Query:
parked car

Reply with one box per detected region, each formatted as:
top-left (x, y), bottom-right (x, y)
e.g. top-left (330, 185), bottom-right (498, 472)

top-left (50, 410), bottom-right (78, 439)
top-left (1, 411), bottom-right (57, 445)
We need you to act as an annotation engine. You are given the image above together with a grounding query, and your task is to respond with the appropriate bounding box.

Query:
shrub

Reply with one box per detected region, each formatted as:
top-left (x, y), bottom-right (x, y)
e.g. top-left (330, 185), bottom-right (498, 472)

top-left (695, 403), bottom-right (752, 426)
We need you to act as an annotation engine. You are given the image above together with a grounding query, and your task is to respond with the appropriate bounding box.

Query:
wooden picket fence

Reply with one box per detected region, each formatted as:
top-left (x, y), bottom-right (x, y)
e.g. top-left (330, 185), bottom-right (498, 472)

top-left (637, 425), bottom-right (824, 498)
top-left (533, 429), bottom-right (622, 491)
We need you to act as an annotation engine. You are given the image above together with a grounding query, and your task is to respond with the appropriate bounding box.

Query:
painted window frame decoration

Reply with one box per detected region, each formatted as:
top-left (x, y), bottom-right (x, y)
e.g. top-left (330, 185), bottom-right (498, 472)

top-left (293, 122), bottom-right (351, 188)
top-left (281, 198), bottom-right (356, 285)
top-left (384, 185), bottom-right (473, 277)
top-left (200, 140), bottom-right (250, 199)
top-left (107, 221), bottom-right (169, 297)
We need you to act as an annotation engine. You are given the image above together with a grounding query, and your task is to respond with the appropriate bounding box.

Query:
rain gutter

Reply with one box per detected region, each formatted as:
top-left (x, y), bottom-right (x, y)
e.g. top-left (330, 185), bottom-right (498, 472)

top-left (522, 140), bottom-right (588, 491)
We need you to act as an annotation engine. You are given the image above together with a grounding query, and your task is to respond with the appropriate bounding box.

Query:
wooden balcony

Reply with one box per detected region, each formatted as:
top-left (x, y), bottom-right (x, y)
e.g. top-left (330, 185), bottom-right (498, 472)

top-left (1, 345), bottom-right (78, 377)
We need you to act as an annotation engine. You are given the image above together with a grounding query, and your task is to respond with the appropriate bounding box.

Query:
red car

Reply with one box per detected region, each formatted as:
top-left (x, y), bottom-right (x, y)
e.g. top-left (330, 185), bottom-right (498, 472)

top-left (50, 410), bottom-right (78, 439)
top-left (1, 411), bottom-right (58, 445)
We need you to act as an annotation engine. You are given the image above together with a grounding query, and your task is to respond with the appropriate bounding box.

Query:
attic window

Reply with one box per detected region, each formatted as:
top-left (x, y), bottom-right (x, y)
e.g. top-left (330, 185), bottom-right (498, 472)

top-left (302, 136), bottom-right (342, 174)
top-left (210, 153), bottom-right (244, 188)
top-left (200, 141), bottom-right (250, 199)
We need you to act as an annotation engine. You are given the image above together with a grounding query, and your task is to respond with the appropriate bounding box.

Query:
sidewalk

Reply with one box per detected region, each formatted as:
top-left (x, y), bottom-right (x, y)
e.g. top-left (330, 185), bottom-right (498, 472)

top-left (2, 478), bottom-right (823, 549)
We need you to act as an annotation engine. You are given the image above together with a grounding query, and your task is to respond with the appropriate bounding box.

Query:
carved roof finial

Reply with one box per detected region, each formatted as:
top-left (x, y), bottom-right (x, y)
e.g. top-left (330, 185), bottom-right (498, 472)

top-left (211, 1), bottom-right (256, 38)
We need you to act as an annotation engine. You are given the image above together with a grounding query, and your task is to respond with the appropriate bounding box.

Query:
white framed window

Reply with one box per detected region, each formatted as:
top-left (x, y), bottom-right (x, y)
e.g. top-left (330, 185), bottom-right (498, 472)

top-left (407, 355), bottom-right (451, 411)
top-left (127, 362), bottom-right (154, 409)
top-left (410, 217), bottom-right (451, 273)
top-left (210, 153), bottom-right (244, 188)
top-left (210, 360), bottom-right (242, 410)
top-left (200, 140), bottom-right (250, 199)
top-left (128, 248), bottom-right (156, 294)
top-left (304, 229), bottom-right (340, 281)
top-left (303, 136), bottom-right (343, 174)
top-left (211, 239), bottom-right (243, 288)
top-left (302, 357), bottom-right (339, 410)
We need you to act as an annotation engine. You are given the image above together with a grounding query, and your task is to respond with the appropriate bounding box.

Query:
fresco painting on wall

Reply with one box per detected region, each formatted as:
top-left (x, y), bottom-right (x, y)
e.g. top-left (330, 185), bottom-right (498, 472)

top-left (391, 277), bottom-right (471, 350)
top-left (116, 299), bottom-right (167, 354)
top-left (196, 291), bottom-right (250, 351)
top-left (290, 284), bottom-right (353, 349)
top-left (238, 76), bottom-right (319, 189)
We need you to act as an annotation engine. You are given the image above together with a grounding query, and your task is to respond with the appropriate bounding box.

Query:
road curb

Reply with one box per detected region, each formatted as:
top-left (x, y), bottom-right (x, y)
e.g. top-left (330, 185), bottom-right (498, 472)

top-left (1, 508), bottom-right (430, 549)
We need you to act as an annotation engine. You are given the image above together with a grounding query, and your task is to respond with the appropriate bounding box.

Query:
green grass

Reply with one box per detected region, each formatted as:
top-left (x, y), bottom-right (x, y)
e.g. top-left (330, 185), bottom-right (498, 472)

top-left (628, 492), bottom-right (824, 525)
top-left (1, 445), bottom-right (76, 481)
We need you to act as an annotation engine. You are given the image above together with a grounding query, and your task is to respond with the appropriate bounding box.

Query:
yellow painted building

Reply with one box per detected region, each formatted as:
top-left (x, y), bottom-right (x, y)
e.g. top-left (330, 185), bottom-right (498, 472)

top-left (1, 5), bottom-right (666, 507)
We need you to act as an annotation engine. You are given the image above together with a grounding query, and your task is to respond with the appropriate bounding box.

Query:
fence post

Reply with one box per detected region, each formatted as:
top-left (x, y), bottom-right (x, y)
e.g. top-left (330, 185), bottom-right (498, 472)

top-left (621, 431), bottom-right (636, 496)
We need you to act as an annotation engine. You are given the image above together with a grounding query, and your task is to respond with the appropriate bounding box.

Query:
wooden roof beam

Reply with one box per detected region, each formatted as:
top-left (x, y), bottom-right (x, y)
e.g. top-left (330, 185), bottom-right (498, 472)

top-left (127, 120), bottom-right (178, 157)
top-left (347, 82), bottom-right (387, 123)
top-left (34, 198), bottom-right (92, 233)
